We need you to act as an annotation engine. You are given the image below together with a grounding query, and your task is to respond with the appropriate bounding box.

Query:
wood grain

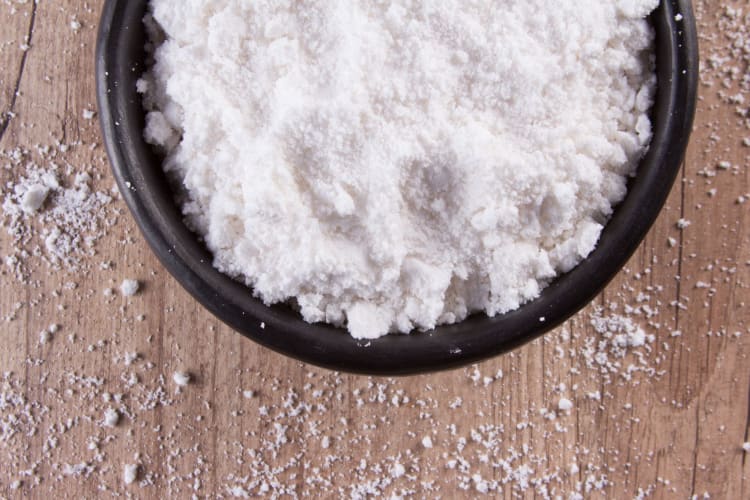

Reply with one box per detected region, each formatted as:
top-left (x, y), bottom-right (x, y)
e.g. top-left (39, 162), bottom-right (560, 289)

top-left (0, 1), bottom-right (748, 498)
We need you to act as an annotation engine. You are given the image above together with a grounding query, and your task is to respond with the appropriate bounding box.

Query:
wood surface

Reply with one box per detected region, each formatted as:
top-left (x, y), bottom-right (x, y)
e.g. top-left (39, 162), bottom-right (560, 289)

top-left (0, 1), bottom-right (748, 498)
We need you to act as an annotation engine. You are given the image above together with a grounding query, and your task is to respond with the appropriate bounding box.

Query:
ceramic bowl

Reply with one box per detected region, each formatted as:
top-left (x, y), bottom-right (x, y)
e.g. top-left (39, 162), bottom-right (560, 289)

top-left (96, 0), bottom-right (698, 374)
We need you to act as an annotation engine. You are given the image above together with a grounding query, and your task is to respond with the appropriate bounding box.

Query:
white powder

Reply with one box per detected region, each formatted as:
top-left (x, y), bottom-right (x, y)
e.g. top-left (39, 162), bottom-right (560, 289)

top-left (558, 398), bottom-right (574, 412)
top-left (173, 371), bottom-right (191, 387)
top-left (102, 407), bottom-right (119, 427)
top-left (142, 0), bottom-right (658, 338)
top-left (123, 463), bottom-right (139, 484)
top-left (120, 279), bottom-right (140, 297)
top-left (20, 184), bottom-right (49, 214)
top-left (39, 329), bottom-right (51, 345)
top-left (1, 147), bottom-right (114, 277)
top-left (391, 462), bottom-right (406, 479)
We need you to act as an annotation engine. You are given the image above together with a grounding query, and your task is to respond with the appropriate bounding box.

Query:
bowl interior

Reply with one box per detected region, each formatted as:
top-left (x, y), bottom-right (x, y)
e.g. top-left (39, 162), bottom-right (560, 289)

top-left (96, 0), bottom-right (698, 375)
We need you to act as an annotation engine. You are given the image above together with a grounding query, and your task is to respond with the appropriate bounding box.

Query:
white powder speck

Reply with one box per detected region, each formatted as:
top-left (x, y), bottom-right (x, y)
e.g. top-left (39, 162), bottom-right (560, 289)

top-left (228, 486), bottom-right (250, 498)
top-left (124, 352), bottom-right (140, 366)
top-left (20, 184), bottom-right (49, 214)
top-left (391, 462), bottom-right (406, 478)
top-left (558, 398), bottom-right (574, 412)
top-left (173, 371), bottom-right (191, 387)
top-left (120, 279), bottom-right (140, 296)
top-left (103, 407), bottom-right (119, 427)
top-left (743, 442), bottom-right (750, 453)
top-left (422, 436), bottom-right (434, 449)
top-left (123, 464), bottom-right (138, 484)
top-left (142, 0), bottom-right (659, 339)
top-left (473, 474), bottom-right (489, 494)
top-left (242, 390), bottom-right (255, 399)
top-left (39, 330), bottom-right (51, 345)
top-left (587, 391), bottom-right (602, 401)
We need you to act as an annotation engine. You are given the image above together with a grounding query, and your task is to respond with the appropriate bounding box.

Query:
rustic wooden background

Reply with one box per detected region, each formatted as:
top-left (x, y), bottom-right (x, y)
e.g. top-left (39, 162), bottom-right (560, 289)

top-left (1, 1), bottom-right (748, 498)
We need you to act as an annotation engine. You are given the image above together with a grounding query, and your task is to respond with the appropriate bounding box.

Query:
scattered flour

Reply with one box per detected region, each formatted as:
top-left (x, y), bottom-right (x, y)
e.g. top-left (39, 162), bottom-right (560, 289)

top-left (1, 145), bottom-right (115, 278)
top-left (141, 0), bottom-right (659, 339)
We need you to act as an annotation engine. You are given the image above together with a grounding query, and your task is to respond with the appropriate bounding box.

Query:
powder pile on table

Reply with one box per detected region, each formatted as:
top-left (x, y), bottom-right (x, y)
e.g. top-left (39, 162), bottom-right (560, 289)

top-left (140, 0), bottom-right (659, 339)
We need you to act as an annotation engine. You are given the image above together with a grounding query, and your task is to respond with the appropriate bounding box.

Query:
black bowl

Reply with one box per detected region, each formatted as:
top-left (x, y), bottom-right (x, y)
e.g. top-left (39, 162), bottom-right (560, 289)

top-left (96, 0), bottom-right (698, 375)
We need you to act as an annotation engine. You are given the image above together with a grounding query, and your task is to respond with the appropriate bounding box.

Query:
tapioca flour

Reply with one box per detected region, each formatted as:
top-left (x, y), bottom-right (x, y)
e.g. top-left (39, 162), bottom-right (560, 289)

top-left (140, 0), bottom-right (659, 339)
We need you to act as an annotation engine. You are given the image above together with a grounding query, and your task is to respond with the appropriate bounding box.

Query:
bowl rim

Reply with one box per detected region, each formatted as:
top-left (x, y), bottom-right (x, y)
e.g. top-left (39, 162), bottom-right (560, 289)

top-left (96, 0), bottom-right (698, 375)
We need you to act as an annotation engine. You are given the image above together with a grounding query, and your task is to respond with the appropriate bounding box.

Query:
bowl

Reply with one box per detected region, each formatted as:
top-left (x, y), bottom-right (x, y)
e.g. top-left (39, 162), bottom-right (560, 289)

top-left (96, 0), bottom-right (698, 375)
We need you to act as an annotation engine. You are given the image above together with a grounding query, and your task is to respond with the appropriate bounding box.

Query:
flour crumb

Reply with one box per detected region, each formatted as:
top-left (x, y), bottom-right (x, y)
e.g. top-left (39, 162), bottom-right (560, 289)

top-left (123, 464), bottom-right (139, 484)
top-left (39, 330), bottom-right (51, 345)
top-left (120, 279), bottom-right (140, 297)
top-left (391, 462), bottom-right (406, 478)
top-left (20, 184), bottom-right (49, 214)
top-left (173, 371), bottom-right (191, 387)
top-left (558, 398), bottom-right (574, 412)
top-left (103, 407), bottom-right (119, 427)
top-left (228, 486), bottom-right (250, 498)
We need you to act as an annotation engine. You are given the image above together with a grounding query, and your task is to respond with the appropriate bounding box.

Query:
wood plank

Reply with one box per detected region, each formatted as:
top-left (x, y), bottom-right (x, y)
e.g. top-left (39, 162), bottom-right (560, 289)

top-left (0, 0), bottom-right (748, 498)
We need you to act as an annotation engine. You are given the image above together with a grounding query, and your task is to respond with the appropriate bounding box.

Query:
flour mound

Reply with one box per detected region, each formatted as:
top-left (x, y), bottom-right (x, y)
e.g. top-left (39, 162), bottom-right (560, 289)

top-left (141, 0), bottom-right (658, 339)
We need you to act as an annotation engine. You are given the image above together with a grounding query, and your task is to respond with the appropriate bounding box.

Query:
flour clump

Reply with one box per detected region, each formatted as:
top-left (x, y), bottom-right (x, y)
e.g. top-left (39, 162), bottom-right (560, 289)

top-left (140, 0), bottom-right (659, 339)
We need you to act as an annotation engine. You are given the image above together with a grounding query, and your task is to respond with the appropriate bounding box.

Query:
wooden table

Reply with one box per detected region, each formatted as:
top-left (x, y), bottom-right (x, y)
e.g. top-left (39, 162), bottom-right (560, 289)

top-left (1, 1), bottom-right (748, 498)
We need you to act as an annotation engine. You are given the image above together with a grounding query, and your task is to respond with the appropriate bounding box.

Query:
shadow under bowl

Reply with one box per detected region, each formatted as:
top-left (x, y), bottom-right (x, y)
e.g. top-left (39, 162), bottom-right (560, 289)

top-left (96, 0), bottom-right (698, 375)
